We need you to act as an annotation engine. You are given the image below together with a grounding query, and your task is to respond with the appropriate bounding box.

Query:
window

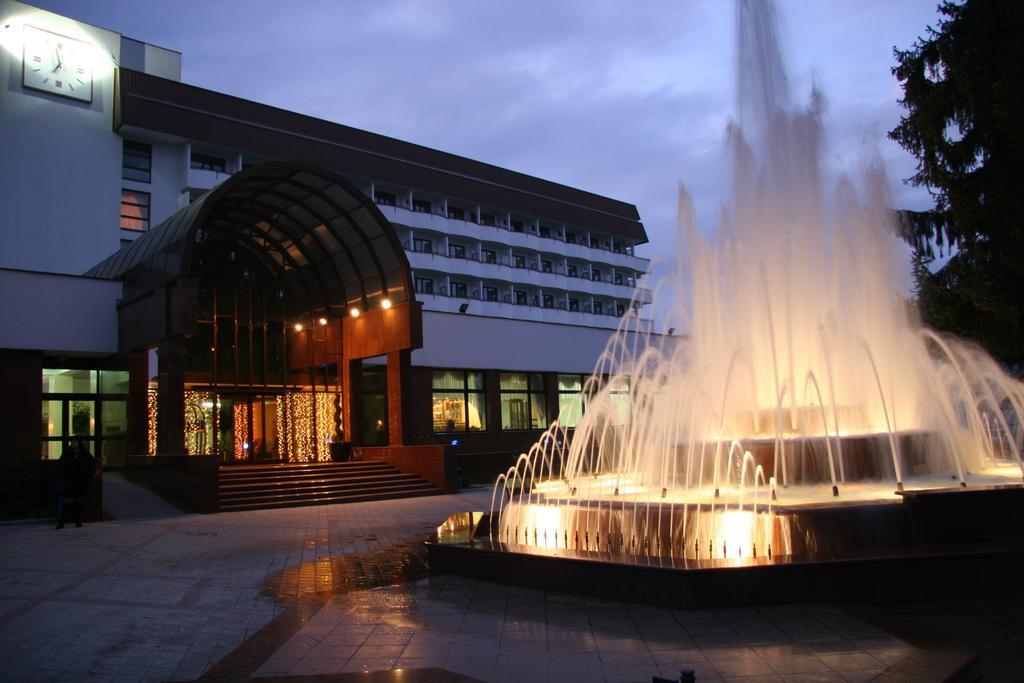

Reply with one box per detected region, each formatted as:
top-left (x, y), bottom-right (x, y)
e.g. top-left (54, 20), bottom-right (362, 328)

top-left (448, 244), bottom-right (465, 259)
top-left (500, 373), bottom-right (546, 430)
top-left (482, 249), bottom-right (496, 264)
top-left (566, 232), bottom-right (577, 244)
top-left (514, 290), bottom-right (527, 306)
top-left (610, 376), bottom-right (631, 424)
top-left (617, 304), bottom-right (626, 317)
top-left (190, 152), bottom-right (226, 172)
top-left (514, 255), bottom-right (526, 269)
top-left (432, 370), bottom-right (486, 432)
top-left (592, 269), bottom-right (602, 281)
top-left (615, 272), bottom-right (623, 285)
top-left (511, 219), bottom-right (524, 232)
top-left (413, 238), bottom-right (432, 254)
top-left (593, 301), bottom-right (603, 315)
top-left (451, 281), bottom-right (467, 298)
top-left (542, 294), bottom-right (554, 309)
top-left (567, 264), bottom-right (578, 277)
top-left (41, 368), bottom-right (128, 465)
top-left (480, 213), bottom-right (495, 226)
top-left (557, 374), bottom-right (586, 428)
top-left (448, 206), bottom-right (465, 220)
top-left (541, 260), bottom-right (552, 273)
top-left (484, 286), bottom-right (498, 302)
top-left (414, 277), bottom-right (434, 294)
top-left (120, 189), bottom-right (150, 231)
top-left (539, 225), bottom-right (551, 239)
top-left (613, 241), bottom-right (622, 254)
top-left (122, 140), bottom-right (151, 182)
top-left (412, 198), bottom-right (431, 213)
top-left (375, 191), bottom-right (396, 206)
top-left (569, 298), bottom-right (580, 312)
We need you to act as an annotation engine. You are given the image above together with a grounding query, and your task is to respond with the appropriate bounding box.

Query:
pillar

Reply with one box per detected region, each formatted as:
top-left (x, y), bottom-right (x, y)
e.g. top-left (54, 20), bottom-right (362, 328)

top-left (156, 339), bottom-right (186, 455)
top-left (342, 357), bottom-right (363, 445)
top-left (0, 350), bottom-right (42, 459)
top-left (127, 349), bottom-right (150, 456)
top-left (545, 371), bottom-right (559, 426)
top-left (386, 349), bottom-right (412, 446)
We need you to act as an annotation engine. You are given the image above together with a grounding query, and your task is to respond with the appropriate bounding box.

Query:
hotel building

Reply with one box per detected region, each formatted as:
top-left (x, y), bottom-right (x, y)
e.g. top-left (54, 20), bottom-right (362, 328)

top-left (0, 1), bottom-right (652, 507)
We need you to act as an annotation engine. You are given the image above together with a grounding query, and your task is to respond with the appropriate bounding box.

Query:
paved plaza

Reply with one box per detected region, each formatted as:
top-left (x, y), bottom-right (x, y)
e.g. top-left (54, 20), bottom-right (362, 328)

top-left (0, 474), bottom-right (1017, 682)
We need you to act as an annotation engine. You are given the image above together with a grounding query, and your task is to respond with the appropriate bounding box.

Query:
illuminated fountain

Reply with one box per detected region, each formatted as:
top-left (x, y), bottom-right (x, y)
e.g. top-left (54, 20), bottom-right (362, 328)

top-left (483, 0), bottom-right (1024, 566)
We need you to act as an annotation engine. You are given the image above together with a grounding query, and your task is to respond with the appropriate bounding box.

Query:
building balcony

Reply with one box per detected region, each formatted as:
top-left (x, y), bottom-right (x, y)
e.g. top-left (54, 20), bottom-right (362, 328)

top-left (185, 167), bottom-right (234, 191)
top-left (378, 203), bottom-right (650, 272)
top-left (405, 248), bottom-right (652, 304)
top-left (415, 292), bottom-right (650, 331)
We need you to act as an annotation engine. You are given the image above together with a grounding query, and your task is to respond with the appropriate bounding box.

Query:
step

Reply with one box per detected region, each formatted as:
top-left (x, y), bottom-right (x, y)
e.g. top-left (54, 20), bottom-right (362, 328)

top-left (219, 482), bottom-right (439, 510)
top-left (218, 465), bottom-right (397, 486)
top-left (219, 460), bottom-right (388, 476)
top-left (220, 478), bottom-right (436, 503)
top-left (219, 486), bottom-right (442, 512)
top-left (219, 473), bottom-right (427, 498)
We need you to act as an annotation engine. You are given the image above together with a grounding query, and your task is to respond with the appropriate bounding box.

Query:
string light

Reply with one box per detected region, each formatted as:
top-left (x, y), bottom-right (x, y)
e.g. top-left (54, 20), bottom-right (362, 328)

top-left (233, 401), bottom-right (249, 460)
top-left (293, 322), bottom-right (304, 332)
top-left (276, 392), bottom-right (336, 462)
top-left (147, 388), bottom-right (158, 455)
top-left (380, 298), bottom-right (392, 310)
top-left (349, 307), bottom-right (360, 318)
top-left (318, 317), bottom-right (328, 326)
top-left (185, 390), bottom-right (213, 456)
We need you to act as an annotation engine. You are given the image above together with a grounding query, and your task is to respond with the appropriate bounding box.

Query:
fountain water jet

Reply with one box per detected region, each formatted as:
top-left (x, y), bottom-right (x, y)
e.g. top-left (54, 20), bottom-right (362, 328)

top-left (485, 0), bottom-right (1024, 562)
top-left (429, 0), bottom-right (1024, 607)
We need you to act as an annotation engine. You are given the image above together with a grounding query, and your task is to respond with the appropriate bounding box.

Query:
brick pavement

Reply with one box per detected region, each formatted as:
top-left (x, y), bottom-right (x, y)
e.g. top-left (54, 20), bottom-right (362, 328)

top-left (0, 474), bottom-right (997, 682)
top-left (0, 476), bottom-right (492, 682)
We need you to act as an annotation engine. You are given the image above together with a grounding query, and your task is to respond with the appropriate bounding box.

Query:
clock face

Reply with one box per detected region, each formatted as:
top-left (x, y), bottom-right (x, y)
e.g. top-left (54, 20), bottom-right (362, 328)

top-left (22, 25), bottom-right (94, 103)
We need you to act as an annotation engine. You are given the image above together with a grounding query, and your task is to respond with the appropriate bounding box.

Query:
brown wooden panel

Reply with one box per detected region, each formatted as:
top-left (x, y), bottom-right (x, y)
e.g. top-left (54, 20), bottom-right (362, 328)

top-left (342, 300), bottom-right (423, 360)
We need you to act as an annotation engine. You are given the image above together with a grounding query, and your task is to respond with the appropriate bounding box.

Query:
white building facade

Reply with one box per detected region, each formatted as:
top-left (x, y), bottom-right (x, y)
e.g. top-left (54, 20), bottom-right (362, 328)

top-left (0, 0), bottom-right (652, 471)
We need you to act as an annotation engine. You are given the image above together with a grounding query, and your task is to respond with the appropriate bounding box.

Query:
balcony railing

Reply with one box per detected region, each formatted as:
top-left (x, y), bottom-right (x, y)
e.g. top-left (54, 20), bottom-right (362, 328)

top-left (402, 240), bottom-right (644, 291)
top-left (382, 199), bottom-right (642, 259)
top-left (417, 286), bottom-right (636, 320)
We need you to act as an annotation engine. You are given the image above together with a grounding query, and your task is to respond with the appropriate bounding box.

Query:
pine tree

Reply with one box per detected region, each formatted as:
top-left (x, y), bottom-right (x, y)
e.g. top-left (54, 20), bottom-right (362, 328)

top-left (890, 0), bottom-right (1024, 368)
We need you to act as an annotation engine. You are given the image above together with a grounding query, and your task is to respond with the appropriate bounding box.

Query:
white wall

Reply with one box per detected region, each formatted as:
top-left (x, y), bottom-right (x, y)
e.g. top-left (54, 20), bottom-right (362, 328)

top-left (0, 0), bottom-right (182, 274)
top-left (0, 268), bottom-right (120, 353)
top-left (413, 310), bottom-right (645, 374)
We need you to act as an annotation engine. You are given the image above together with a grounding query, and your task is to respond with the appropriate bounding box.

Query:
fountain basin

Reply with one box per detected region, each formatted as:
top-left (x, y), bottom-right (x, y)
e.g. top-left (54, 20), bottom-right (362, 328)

top-left (427, 485), bottom-right (1024, 608)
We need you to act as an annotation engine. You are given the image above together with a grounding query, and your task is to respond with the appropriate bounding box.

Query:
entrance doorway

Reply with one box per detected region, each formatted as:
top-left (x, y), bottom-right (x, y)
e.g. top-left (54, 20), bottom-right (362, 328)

top-left (179, 388), bottom-right (336, 462)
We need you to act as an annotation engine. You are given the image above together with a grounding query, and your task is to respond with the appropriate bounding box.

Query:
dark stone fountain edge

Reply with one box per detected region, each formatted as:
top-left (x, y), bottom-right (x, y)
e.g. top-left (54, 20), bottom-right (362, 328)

top-left (426, 486), bottom-right (1024, 608)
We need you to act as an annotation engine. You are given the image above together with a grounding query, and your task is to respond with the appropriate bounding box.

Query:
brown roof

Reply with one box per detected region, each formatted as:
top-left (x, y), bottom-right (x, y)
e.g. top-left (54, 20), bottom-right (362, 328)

top-left (115, 68), bottom-right (648, 243)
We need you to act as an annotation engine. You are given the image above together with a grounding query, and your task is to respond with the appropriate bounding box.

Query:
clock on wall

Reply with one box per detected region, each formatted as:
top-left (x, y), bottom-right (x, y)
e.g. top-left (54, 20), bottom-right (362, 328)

top-left (22, 25), bottom-right (94, 103)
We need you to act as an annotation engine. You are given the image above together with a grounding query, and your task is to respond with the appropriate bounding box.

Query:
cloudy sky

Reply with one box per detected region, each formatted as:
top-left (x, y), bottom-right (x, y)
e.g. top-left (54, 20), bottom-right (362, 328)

top-left (35, 0), bottom-right (944, 312)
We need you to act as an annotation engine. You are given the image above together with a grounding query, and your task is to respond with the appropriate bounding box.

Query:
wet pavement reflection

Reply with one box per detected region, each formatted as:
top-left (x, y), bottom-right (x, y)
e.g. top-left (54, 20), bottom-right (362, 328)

top-left (262, 536), bottom-right (431, 601)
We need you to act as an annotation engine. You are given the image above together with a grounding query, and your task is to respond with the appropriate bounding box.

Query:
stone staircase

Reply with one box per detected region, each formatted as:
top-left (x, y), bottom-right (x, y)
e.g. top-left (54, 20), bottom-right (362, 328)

top-left (217, 460), bottom-right (441, 512)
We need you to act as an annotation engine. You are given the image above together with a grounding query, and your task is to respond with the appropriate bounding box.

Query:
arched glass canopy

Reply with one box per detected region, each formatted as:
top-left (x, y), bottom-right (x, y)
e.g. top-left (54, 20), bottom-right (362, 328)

top-left (87, 163), bottom-right (413, 319)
